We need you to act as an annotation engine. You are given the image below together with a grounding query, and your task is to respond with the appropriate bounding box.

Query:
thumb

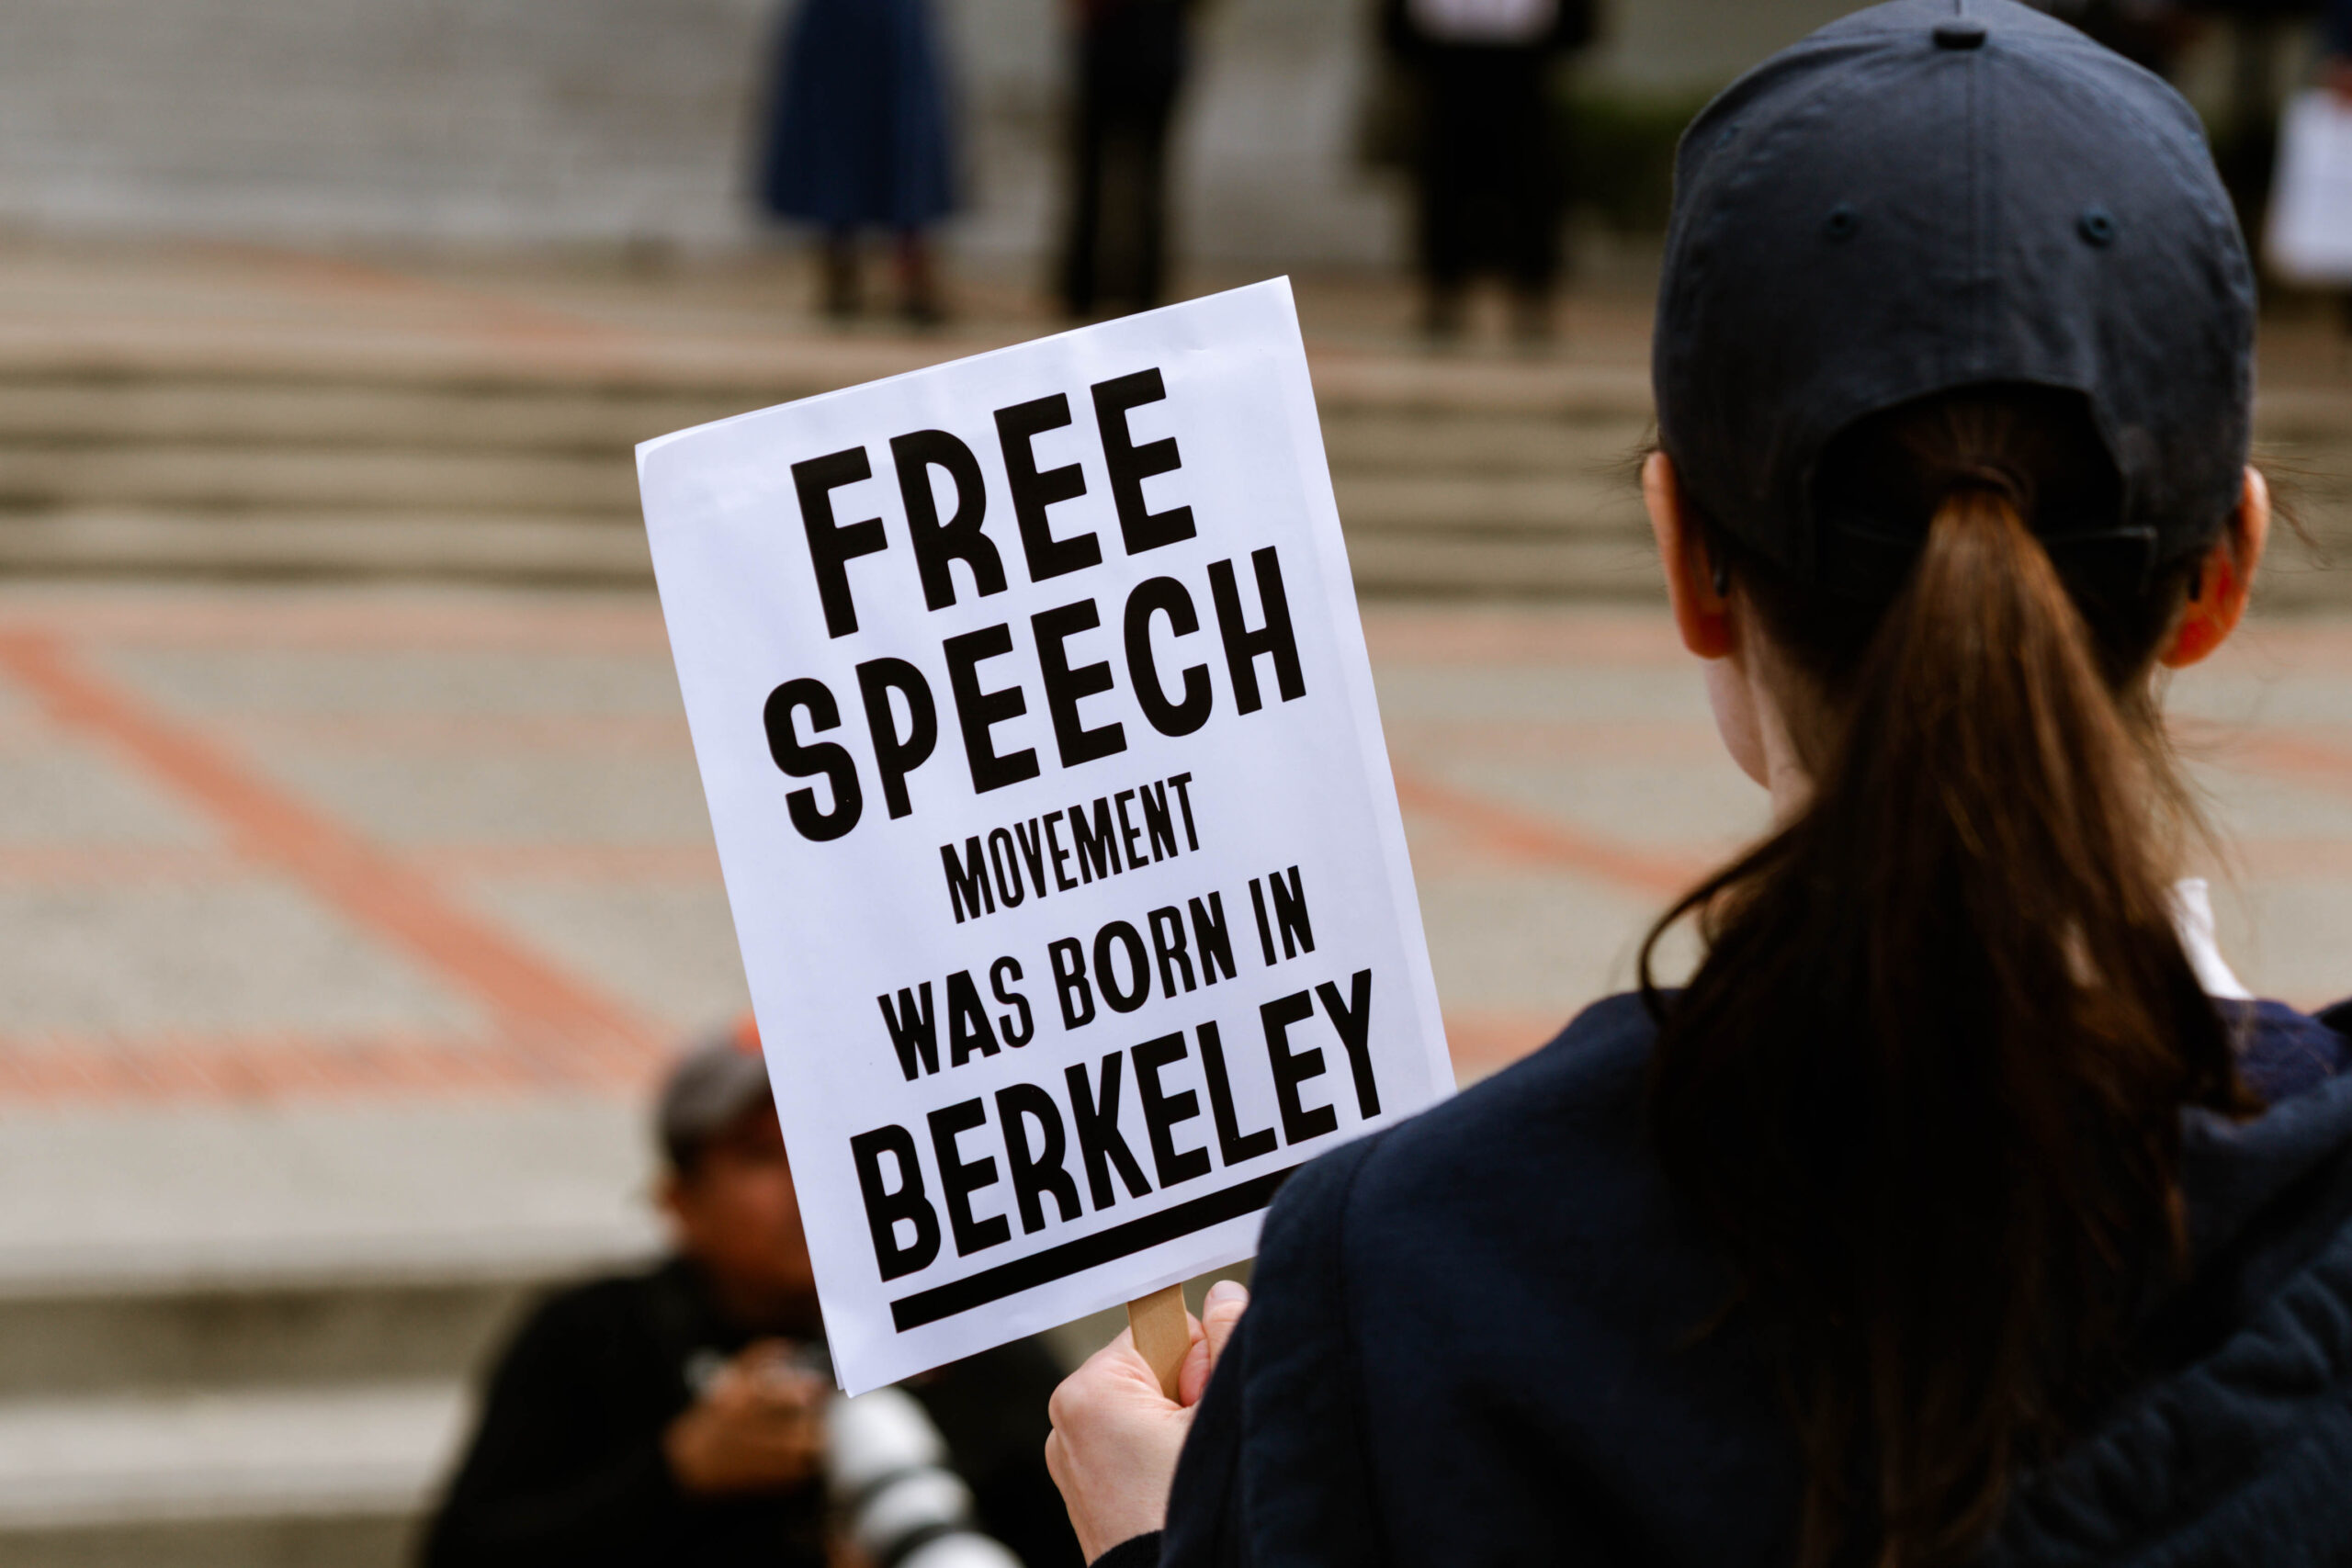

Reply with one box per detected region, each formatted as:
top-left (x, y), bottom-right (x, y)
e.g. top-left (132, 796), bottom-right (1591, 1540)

top-left (1178, 1279), bottom-right (1250, 1407)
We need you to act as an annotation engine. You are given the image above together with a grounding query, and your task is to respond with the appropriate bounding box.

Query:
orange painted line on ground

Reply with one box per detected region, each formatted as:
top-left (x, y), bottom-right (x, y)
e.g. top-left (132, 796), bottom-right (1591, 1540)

top-left (416, 843), bottom-right (723, 883)
top-left (0, 1032), bottom-right (548, 1105)
top-left (2229, 730), bottom-right (2352, 803)
top-left (0, 631), bottom-right (666, 1093)
top-left (0, 595), bottom-right (670, 655)
top-left (0, 842), bottom-right (724, 888)
top-left (220, 713), bottom-right (694, 752)
top-left (32, 965), bottom-right (2334, 1107)
top-left (1390, 764), bottom-right (1713, 901)
top-left (187, 239), bottom-right (633, 349)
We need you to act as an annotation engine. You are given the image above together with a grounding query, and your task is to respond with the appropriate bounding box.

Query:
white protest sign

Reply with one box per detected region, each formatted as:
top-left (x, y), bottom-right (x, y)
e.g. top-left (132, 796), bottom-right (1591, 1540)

top-left (638, 280), bottom-right (1451, 1395)
top-left (2269, 90), bottom-right (2352, 285)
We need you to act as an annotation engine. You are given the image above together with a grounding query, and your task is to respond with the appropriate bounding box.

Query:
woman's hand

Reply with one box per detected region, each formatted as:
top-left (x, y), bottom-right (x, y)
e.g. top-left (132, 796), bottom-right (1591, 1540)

top-left (1046, 1280), bottom-right (1249, 1562)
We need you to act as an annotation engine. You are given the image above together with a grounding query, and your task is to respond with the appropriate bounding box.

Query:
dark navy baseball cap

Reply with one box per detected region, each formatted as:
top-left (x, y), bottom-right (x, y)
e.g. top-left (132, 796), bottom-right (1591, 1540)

top-left (1653, 0), bottom-right (2256, 599)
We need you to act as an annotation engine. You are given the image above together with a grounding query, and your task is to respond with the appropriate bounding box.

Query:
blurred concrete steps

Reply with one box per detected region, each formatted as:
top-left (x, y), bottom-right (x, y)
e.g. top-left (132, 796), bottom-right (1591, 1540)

top-left (0, 341), bottom-right (1675, 594)
top-left (0, 1263), bottom-right (555, 1568)
top-left (0, 1100), bottom-right (662, 1568)
top-left (0, 344), bottom-right (2342, 600)
top-left (0, 1383), bottom-right (450, 1568)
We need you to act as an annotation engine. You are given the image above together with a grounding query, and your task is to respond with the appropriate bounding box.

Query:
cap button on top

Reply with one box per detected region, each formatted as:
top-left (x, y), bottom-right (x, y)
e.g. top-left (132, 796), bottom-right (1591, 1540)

top-left (1934, 18), bottom-right (1988, 49)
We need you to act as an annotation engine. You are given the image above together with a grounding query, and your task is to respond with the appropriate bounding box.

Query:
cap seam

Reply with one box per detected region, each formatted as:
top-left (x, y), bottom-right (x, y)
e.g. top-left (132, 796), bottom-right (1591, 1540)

top-left (1968, 31), bottom-right (1988, 386)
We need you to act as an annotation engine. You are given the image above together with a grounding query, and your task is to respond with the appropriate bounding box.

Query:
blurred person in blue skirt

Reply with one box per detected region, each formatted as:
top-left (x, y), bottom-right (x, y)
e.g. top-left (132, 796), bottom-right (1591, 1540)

top-left (758, 0), bottom-right (957, 325)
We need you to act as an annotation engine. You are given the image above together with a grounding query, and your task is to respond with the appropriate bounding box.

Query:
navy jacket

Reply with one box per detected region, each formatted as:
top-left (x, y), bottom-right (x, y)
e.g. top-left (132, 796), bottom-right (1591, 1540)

top-left (1153, 993), bottom-right (2352, 1567)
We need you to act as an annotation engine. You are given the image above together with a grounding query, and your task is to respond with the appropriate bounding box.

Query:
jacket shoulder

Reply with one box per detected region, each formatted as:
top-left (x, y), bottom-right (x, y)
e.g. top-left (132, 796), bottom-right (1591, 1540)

top-left (1997, 1067), bottom-right (2352, 1563)
top-left (1990, 1214), bottom-right (2352, 1565)
top-left (2238, 998), bottom-right (2352, 1105)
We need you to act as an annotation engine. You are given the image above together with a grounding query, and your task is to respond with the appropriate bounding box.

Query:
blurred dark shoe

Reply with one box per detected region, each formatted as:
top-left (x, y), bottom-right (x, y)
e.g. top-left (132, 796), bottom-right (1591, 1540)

top-left (1511, 291), bottom-right (1556, 352)
top-left (1421, 288), bottom-right (1465, 344)
top-left (896, 238), bottom-right (944, 329)
top-left (820, 240), bottom-right (861, 321)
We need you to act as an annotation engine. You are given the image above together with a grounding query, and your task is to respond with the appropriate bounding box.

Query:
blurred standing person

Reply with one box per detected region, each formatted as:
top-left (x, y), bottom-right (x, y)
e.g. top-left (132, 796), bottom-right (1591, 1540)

top-left (758, 0), bottom-right (956, 325)
top-left (1060, 0), bottom-right (1196, 320)
top-left (1384, 0), bottom-right (1594, 344)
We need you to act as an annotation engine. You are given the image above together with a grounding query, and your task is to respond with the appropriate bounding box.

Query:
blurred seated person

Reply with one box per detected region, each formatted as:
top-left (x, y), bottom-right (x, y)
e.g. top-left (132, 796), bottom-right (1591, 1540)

top-left (422, 1028), bottom-right (1081, 1568)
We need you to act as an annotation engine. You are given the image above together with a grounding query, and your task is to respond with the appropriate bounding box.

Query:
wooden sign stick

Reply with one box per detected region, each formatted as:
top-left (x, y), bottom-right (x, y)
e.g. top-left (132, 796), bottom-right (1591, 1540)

top-left (1128, 1283), bottom-right (1190, 1400)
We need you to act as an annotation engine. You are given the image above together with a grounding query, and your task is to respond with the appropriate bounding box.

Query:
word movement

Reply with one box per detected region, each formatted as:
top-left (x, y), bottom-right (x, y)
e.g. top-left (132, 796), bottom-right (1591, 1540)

top-left (940, 772), bottom-right (1203, 925)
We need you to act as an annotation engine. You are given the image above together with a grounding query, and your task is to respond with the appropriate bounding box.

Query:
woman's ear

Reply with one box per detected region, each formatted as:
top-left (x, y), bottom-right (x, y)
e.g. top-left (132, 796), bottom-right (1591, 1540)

top-left (1644, 450), bottom-right (1736, 660)
top-left (2160, 466), bottom-right (2270, 670)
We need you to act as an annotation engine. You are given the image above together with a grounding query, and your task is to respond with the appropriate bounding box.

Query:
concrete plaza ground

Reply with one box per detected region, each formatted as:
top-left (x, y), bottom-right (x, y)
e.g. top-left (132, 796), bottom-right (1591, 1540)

top-left (3, 582), bottom-right (2346, 1247)
top-left (0, 234), bottom-right (2344, 1562)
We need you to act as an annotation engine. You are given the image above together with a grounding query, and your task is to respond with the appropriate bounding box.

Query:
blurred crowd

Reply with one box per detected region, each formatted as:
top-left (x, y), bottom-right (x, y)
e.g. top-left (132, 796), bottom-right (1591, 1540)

top-left (751, 0), bottom-right (1599, 342)
top-left (743, 0), bottom-right (2352, 342)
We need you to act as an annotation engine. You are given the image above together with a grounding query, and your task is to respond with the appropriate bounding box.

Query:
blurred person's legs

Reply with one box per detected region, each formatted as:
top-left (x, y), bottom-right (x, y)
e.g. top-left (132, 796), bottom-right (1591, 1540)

top-left (897, 231), bottom-right (943, 327)
top-left (821, 229), bottom-right (860, 320)
top-left (1131, 112), bottom-right (1173, 311)
top-left (1413, 55), bottom-right (1480, 339)
top-left (1415, 50), bottom-right (1558, 344)
top-left (1498, 58), bottom-right (1564, 345)
top-left (817, 230), bottom-right (941, 327)
top-left (1059, 1), bottom-right (1185, 320)
top-left (2216, 8), bottom-right (2289, 256)
top-left (1061, 85), bottom-right (1111, 318)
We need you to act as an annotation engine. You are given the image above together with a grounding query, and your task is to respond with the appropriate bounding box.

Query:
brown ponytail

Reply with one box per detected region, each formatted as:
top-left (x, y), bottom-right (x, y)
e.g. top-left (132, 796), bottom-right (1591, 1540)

top-left (1639, 391), bottom-right (2255, 1568)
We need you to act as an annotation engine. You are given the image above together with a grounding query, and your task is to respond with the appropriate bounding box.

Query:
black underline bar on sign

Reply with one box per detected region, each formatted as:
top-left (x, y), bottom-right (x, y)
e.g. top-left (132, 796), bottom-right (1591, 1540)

top-left (888, 1166), bottom-right (1300, 1332)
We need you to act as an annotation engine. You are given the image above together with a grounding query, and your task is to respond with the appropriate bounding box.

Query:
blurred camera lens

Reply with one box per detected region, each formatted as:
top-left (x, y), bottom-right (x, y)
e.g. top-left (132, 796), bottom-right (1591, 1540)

top-left (825, 1387), bottom-right (1022, 1568)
